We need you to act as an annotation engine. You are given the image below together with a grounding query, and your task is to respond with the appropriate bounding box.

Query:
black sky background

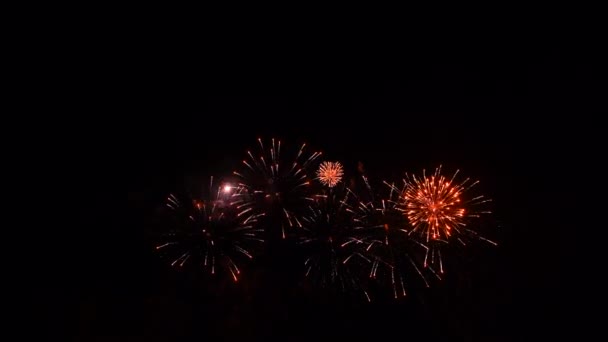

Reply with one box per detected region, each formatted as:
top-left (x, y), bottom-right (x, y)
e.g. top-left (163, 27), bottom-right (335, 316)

top-left (43, 36), bottom-right (568, 340)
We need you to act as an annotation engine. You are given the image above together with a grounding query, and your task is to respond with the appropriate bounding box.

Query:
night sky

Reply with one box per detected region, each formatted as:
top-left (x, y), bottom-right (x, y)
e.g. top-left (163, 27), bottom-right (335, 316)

top-left (45, 39), bottom-right (566, 340)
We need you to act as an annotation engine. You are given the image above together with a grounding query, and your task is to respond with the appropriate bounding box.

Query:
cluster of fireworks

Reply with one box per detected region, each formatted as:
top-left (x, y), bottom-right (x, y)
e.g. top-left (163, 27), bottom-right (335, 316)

top-left (154, 138), bottom-right (496, 301)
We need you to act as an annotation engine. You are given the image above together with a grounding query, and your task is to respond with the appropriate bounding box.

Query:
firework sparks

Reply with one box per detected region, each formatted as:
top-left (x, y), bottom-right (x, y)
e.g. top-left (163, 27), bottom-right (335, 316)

top-left (149, 138), bottom-right (499, 299)
top-left (298, 186), bottom-right (374, 300)
top-left (316, 161), bottom-right (344, 188)
top-left (401, 166), bottom-right (492, 243)
top-left (345, 178), bottom-right (432, 298)
top-left (154, 177), bottom-right (264, 282)
top-left (374, 167), bottom-right (497, 281)
top-left (233, 138), bottom-right (322, 239)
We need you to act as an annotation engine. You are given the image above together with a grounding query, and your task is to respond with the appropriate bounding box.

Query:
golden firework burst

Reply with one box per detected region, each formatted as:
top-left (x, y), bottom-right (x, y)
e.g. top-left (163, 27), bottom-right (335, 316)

top-left (402, 166), bottom-right (491, 242)
top-left (316, 161), bottom-right (344, 187)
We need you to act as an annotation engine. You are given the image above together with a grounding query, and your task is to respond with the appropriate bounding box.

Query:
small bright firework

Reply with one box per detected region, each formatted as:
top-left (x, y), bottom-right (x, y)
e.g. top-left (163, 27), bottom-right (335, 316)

top-left (233, 138), bottom-right (322, 239)
top-left (316, 161), bottom-right (344, 188)
top-left (298, 186), bottom-right (375, 301)
top-left (155, 177), bottom-right (264, 282)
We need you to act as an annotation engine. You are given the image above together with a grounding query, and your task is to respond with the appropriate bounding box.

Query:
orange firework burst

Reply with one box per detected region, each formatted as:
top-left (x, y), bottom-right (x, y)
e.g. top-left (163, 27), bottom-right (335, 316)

top-left (402, 166), bottom-right (492, 243)
top-left (316, 161), bottom-right (344, 187)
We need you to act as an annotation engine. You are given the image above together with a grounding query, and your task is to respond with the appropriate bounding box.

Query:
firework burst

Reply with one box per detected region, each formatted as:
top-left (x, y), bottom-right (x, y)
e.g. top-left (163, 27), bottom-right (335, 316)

top-left (344, 176), bottom-right (432, 299)
top-left (401, 166), bottom-right (494, 245)
top-left (380, 166), bottom-right (496, 280)
top-left (316, 161), bottom-right (344, 188)
top-left (155, 177), bottom-right (264, 282)
top-left (233, 138), bottom-right (322, 239)
top-left (298, 186), bottom-right (375, 301)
